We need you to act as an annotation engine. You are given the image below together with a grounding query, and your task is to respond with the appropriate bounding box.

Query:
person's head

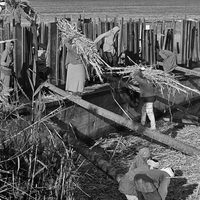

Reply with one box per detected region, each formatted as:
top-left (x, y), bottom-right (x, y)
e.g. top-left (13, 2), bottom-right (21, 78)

top-left (140, 66), bottom-right (146, 72)
top-left (6, 41), bottom-right (14, 53)
top-left (147, 158), bottom-right (160, 169)
top-left (116, 173), bottom-right (124, 182)
top-left (138, 147), bottom-right (151, 161)
top-left (161, 167), bottom-right (175, 177)
top-left (112, 26), bottom-right (120, 35)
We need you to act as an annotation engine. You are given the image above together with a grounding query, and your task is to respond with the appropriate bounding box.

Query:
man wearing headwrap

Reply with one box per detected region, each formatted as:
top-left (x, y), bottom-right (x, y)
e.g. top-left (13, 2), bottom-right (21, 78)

top-left (0, 41), bottom-right (14, 89)
top-left (134, 68), bottom-right (156, 130)
top-left (129, 147), bottom-right (151, 171)
top-left (94, 26), bottom-right (120, 66)
top-left (134, 167), bottom-right (174, 200)
top-left (118, 147), bottom-right (151, 200)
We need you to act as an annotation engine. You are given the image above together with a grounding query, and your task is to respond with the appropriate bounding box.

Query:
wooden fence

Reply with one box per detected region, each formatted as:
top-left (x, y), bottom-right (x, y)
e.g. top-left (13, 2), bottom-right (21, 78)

top-left (0, 16), bottom-right (200, 92)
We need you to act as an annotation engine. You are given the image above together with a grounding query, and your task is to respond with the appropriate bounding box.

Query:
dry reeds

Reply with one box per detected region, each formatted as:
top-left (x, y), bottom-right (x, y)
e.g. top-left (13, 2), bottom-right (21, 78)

top-left (57, 18), bottom-right (111, 82)
top-left (110, 64), bottom-right (200, 98)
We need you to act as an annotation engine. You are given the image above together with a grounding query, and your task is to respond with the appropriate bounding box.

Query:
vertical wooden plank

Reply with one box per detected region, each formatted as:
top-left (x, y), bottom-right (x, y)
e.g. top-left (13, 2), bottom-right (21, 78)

top-left (48, 22), bottom-right (58, 85)
top-left (96, 18), bottom-right (102, 50)
top-left (151, 23), bottom-right (156, 65)
top-left (144, 29), bottom-right (147, 62)
top-left (141, 19), bottom-right (145, 60)
top-left (128, 18), bottom-right (133, 52)
top-left (172, 19), bottom-right (176, 52)
top-left (147, 30), bottom-right (150, 63)
top-left (123, 21), bottom-right (128, 52)
top-left (118, 17), bottom-right (124, 57)
top-left (134, 20), bottom-right (139, 55)
top-left (40, 22), bottom-right (45, 48)
top-left (55, 21), bottom-right (60, 85)
top-left (0, 20), bottom-right (3, 52)
top-left (160, 21), bottom-right (165, 49)
top-left (92, 18), bottom-right (97, 40)
top-left (105, 15), bottom-right (108, 32)
top-left (13, 24), bottom-right (22, 78)
top-left (192, 22), bottom-right (198, 62)
top-left (4, 22), bottom-right (10, 40)
top-left (149, 23), bottom-right (153, 65)
top-left (183, 20), bottom-right (187, 65)
top-left (180, 19), bottom-right (186, 64)
top-left (114, 17), bottom-right (117, 27)
top-left (60, 44), bottom-right (66, 85)
top-left (88, 22), bottom-right (93, 40)
top-left (162, 28), bottom-right (168, 50)
top-left (186, 20), bottom-right (191, 67)
top-left (197, 21), bottom-right (200, 61)
top-left (83, 22), bottom-right (88, 38)
top-left (101, 21), bottom-right (106, 34)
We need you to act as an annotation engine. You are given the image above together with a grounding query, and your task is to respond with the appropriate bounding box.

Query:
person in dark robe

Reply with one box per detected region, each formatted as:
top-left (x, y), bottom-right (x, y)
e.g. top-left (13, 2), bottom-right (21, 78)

top-left (134, 167), bottom-right (174, 200)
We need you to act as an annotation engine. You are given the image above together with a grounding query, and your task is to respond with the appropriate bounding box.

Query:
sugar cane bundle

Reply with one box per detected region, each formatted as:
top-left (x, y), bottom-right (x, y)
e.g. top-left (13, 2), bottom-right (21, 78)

top-left (109, 64), bottom-right (200, 97)
top-left (57, 18), bottom-right (111, 82)
top-left (2, 0), bottom-right (39, 23)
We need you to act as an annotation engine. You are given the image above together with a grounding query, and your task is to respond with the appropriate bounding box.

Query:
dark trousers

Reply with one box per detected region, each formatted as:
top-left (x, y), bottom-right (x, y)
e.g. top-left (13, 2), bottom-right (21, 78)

top-left (103, 51), bottom-right (118, 66)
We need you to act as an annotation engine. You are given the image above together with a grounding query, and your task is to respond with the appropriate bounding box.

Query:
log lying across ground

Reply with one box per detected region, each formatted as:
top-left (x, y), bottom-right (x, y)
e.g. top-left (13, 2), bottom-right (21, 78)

top-left (48, 117), bottom-right (119, 180)
top-left (43, 82), bottom-right (200, 156)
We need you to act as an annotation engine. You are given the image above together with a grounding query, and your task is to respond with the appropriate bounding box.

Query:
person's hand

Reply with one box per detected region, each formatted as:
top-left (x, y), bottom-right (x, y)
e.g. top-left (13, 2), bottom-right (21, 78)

top-left (9, 62), bottom-right (14, 67)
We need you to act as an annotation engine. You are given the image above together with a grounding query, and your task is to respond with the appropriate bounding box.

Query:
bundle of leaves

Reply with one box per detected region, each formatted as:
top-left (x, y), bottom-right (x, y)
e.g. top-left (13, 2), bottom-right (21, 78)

top-left (110, 64), bottom-right (200, 97)
top-left (57, 18), bottom-right (112, 82)
top-left (3, 0), bottom-right (39, 23)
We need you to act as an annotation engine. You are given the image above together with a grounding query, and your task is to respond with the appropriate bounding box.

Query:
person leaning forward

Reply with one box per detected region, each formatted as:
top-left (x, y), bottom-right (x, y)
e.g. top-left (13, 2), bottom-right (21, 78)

top-left (94, 26), bottom-right (120, 66)
top-left (118, 159), bottom-right (160, 200)
top-left (134, 167), bottom-right (175, 200)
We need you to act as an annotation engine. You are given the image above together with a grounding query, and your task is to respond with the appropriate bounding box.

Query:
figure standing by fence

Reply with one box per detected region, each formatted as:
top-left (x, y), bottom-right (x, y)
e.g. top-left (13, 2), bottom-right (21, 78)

top-left (0, 41), bottom-right (14, 89)
top-left (65, 39), bottom-right (86, 97)
top-left (94, 26), bottom-right (120, 67)
top-left (134, 66), bottom-right (156, 130)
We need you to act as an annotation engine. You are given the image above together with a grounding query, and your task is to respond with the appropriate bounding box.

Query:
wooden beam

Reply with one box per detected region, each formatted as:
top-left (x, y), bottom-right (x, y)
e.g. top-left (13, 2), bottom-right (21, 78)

top-left (175, 66), bottom-right (200, 77)
top-left (157, 62), bottom-right (200, 77)
top-left (47, 120), bottom-right (118, 180)
top-left (43, 82), bottom-right (200, 156)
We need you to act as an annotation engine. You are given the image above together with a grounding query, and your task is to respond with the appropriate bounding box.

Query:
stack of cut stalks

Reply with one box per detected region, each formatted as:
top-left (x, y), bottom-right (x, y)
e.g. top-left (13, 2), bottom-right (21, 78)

top-left (57, 18), bottom-right (111, 82)
top-left (110, 64), bottom-right (200, 97)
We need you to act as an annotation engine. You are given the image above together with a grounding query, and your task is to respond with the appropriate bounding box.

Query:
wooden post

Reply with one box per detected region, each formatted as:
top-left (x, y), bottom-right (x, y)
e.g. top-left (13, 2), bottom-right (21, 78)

top-left (0, 20), bottom-right (4, 52)
top-left (141, 19), bottom-right (145, 60)
top-left (197, 20), bottom-right (200, 61)
top-left (128, 18), bottom-right (133, 52)
top-left (48, 22), bottom-right (58, 85)
top-left (123, 21), bottom-right (128, 53)
top-left (13, 24), bottom-right (22, 78)
top-left (118, 17), bottom-right (124, 57)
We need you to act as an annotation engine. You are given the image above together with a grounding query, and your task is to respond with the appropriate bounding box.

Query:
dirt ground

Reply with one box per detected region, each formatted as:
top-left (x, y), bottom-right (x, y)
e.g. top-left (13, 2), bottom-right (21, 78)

top-left (76, 119), bottom-right (200, 200)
